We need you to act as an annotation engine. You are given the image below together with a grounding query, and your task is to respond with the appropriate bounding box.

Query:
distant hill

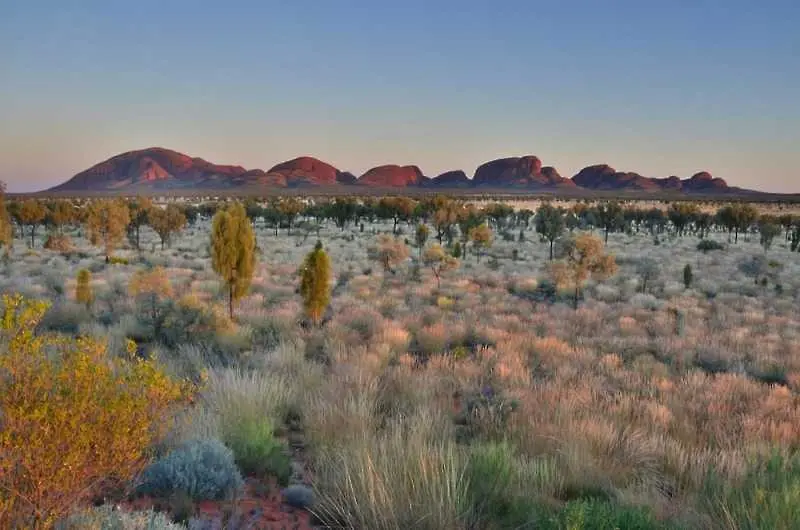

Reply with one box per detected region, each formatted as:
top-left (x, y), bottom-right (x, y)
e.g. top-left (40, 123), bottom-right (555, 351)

top-left (47, 147), bottom-right (770, 196)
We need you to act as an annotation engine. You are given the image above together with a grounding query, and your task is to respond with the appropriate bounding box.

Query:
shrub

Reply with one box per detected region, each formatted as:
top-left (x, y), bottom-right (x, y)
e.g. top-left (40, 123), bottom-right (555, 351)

top-left (0, 294), bottom-right (191, 528)
top-left (76, 268), bottom-right (93, 308)
top-left (697, 239), bottom-right (725, 253)
top-left (222, 416), bottom-right (291, 485)
top-left (299, 241), bottom-right (332, 326)
top-left (539, 499), bottom-right (674, 530)
top-left (57, 505), bottom-right (185, 530)
top-left (683, 263), bottom-right (693, 289)
top-left (465, 442), bottom-right (537, 528)
top-left (109, 256), bottom-right (130, 265)
top-left (136, 439), bottom-right (243, 502)
top-left (43, 233), bottom-right (74, 253)
top-left (38, 300), bottom-right (93, 335)
top-left (702, 452), bottom-right (800, 529)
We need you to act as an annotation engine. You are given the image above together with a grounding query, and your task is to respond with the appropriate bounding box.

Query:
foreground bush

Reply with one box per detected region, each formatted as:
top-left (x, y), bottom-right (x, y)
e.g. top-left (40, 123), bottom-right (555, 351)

top-left (0, 294), bottom-right (191, 528)
top-left (136, 439), bottom-right (243, 502)
top-left (222, 416), bottom-right (291, 485)
top-left (57, 505), bottom-right (184, 530)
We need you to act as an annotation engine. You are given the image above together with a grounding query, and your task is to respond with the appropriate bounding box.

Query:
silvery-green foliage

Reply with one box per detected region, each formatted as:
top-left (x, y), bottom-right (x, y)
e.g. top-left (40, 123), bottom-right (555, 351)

top-left (137, 439), bottom-right (243, 501)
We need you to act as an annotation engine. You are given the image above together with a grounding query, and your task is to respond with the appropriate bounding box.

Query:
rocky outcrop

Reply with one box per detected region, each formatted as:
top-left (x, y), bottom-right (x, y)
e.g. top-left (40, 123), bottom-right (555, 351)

top-left (265, 157), bottom-right (342, 187)
top-left (50, 147), bottom-right (250, 191)
top-left (47, 147), bottom-right (745, 195)
top-left (571, 165), bottom-right (660, 190)
top-left (472, 156), bottom-right (574, 187)
top-left (357, 165), bottom-right (424, 187)
top-left (427, 170), bottom-right (471, 188)
top-left (572, 165), bottom-right (730, 193)
top-left (682, 171), bottom-right (729, 192)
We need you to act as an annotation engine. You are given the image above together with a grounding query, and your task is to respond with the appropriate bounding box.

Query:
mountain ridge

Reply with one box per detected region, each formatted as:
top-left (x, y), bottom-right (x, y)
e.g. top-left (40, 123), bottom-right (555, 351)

top-left (46, 147), bottom-right (762, 195)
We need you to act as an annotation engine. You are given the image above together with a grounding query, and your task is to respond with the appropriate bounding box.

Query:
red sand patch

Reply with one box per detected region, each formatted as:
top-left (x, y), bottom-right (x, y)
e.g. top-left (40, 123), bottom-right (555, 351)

top-left (120, 478), bottom-right (316, 529)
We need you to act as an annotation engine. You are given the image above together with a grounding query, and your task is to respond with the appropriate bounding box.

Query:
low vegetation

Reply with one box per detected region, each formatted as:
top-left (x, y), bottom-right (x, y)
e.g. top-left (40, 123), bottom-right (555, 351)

top-left (0, 188), bottom-right (799, 528)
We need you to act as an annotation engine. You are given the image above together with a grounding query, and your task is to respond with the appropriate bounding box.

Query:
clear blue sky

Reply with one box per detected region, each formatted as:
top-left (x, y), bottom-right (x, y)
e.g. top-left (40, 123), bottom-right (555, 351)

top-left (1, 0), bottom-right (798, 192)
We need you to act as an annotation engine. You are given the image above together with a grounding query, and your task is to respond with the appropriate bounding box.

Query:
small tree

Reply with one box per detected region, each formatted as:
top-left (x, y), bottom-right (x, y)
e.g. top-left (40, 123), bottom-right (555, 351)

top-left (149, 204), bottom-right (187, 249)
top-left (535, 203), bottom-right (565, 260)
top-left (0, 181), bottom-right (12, 255)
top-left (211, 202), bottom-right (256, 318)
top-left (683, 264), bottom-right (693, 289)
top-left (299, 241), bottom-right (332, 326)
top-left (18, 199), bottom-right (47, 248)
top-left (468, 224), bottom-right (493, 262)
top-left (85, 199), bottom-right (130, 261)
top-left (127, 197), bottom-right (153, 251)
top-left (48, 200), bottom-right (76, 235)
top-left (759, 221), bottom-right (781, 253)
top-left (636, 258), bottom-right (660, 294)
top-left (277, 198), bottom-right (304, 235)
top-left (75, 269), bottom-right (93, 309)
top-left (415, 223), bottom-right (429, 258)
top-left (594, 202), bottom-right (624, 243)
top-left (368, 234), bottom-right (410, 275)
top-left (551, 233), bottom-right (618, 309)
top-left (422, 244), bottom-right (459, 288)
top-left (129, 266), bottom-right (173, 337)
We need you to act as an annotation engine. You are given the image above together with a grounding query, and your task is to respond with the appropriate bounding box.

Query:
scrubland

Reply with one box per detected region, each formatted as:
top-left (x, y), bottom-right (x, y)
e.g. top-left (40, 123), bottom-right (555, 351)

top-left (2, 206), bottom-right (800, 529)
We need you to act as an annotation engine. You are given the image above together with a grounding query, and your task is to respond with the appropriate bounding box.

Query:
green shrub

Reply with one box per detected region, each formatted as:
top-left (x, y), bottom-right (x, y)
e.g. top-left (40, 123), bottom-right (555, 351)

top-left (137, 439), bottom-right (243, 501)
top-left (465, 442), bottom-right (538, 527)
top-left (38, 301), bottom-right (93, 335)
top-left (697, 239), bottom-right (725, 253)
top-left (702, 452), bottom-right (800, 529)
top-left (539, 499), bottom-right (673, 530)
top-left (222, 416), bottom-right (291, 485)
top-left (108, 256), bottom-right (130, 265)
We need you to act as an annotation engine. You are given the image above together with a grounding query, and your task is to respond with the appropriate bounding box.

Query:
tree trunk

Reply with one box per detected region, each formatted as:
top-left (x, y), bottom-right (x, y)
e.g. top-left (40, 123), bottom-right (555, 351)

top-left (229, 284), bottom-right (234, 319)
top-left (574, 286), bottom-right (580, 310)
top-left (29, 225), bottom-right (35, 248)
top-left (549, 239), bottom-right (554, 261)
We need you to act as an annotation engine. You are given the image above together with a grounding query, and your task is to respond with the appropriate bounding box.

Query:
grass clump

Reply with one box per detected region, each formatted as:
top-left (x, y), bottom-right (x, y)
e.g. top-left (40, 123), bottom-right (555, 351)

top-left (539, 499), bottom-right (676, 530)
top-left (702, 452), bottom-right (800, 529)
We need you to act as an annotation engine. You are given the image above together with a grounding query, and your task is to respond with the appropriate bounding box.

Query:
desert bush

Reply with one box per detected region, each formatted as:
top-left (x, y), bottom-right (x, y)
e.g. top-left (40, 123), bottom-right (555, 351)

top-left (368, 234), bottom-right (410, 274)
top-left (57, 505), bottom-right (185, 530)
top-left (136, 439), bottom-right (243, 502)
top-left (0, 294), bottom-right (191, 528)
top-left (38, 300), bottom-right (93, 335)
top-left (43, 233), bottom-right (74, 253)
top-left (683, 263), bottom-right (693, 289)
top-left (75, 268), bottom-right (93, 308)
top-left (698, 239), bottom-right (725, 253)
top-left (221, 416), bottom-right (291, 484)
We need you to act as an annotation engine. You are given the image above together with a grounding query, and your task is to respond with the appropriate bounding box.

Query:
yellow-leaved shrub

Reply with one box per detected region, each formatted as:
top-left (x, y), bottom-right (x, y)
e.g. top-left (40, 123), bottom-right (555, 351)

top-left (0, 294), bottom-right (194, 529)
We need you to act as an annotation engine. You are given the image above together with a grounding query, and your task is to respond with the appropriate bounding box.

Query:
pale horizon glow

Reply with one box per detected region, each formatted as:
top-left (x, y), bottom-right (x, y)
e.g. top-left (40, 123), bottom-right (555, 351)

top-left (1, 1), bottom-right (798, 193)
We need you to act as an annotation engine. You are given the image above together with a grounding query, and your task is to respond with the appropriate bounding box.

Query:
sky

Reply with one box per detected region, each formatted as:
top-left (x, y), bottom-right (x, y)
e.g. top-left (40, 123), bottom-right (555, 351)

top-left (1, 1), bottom-right (798, 193)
